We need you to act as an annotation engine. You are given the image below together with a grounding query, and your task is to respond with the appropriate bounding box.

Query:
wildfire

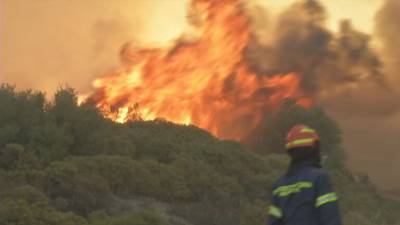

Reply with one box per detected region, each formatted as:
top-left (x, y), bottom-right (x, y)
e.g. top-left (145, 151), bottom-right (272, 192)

top-left (84, 0), bottom-right (312, 140)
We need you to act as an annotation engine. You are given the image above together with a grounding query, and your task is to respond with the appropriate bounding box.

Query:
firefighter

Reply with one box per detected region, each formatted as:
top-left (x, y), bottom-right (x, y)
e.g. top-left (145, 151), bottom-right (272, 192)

top-left (268, 124), bottom-right (342, 225)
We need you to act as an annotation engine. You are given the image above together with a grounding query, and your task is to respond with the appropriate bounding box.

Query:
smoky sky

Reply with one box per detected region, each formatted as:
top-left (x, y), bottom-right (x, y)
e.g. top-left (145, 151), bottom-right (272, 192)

top-left (244, 0), bottom-right (400, 191)
top-left (246, 0), bottom-right (387, 96)
top-left (376, 0), bottom-right (400, 85)
top-left (245, 0), bottom-right (400, 118)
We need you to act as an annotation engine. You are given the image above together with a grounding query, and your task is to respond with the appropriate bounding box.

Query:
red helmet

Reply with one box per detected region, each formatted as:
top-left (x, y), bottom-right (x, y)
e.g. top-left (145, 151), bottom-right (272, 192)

top-left (286, 124), bottom-right (319, 150)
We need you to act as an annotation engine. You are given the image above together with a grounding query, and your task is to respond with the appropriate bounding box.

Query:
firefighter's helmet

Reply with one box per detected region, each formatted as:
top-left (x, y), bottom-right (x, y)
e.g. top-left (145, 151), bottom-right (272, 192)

top-left (286, 124), bottom-right (319, 150)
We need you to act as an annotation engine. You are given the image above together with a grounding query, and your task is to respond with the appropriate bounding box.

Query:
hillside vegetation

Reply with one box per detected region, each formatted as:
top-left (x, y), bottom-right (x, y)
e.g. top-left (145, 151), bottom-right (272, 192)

top-left (0, 84), bottom-right (399, 225)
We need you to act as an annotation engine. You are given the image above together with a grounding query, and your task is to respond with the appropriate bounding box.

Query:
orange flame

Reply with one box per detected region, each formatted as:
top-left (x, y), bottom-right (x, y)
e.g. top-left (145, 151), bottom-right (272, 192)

top-left (85, 0), bottom-right (312, 140)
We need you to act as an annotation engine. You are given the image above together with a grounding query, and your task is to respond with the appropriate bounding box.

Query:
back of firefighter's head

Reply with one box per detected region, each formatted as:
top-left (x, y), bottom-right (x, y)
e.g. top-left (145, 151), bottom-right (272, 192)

top-left (285, 124), bottom-right (321, 165)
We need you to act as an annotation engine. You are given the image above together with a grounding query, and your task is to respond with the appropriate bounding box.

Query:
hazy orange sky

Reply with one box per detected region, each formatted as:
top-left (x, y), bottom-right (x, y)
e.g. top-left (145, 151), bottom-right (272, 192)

top-left (1, 0), bottom-right (399, 191)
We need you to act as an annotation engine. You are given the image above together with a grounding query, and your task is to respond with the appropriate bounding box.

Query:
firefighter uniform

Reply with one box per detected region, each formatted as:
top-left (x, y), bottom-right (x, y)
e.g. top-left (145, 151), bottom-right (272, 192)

top-left (268, 124), bottom-right (342, 225)
top-left (268, 162), bottom-right (342, 225)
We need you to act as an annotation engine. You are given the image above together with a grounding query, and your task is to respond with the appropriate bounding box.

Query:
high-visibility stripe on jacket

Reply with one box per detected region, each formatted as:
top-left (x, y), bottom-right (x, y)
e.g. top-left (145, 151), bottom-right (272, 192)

top-left (316, 192), bottom-right (338, 207)
top-left (267, 165), bottom-right (342, 225)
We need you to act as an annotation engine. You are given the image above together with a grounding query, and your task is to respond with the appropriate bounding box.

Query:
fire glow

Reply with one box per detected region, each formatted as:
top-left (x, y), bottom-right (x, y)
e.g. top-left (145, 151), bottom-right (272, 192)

top-left (85, 0), bottom-right (312, 140)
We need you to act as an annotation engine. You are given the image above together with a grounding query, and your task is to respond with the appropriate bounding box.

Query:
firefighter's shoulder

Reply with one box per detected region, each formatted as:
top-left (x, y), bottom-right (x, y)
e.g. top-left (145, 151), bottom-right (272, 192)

top-left (313, 168), bottom-right (331, 182)
top-left (304, 166), bottom-right (327, 180)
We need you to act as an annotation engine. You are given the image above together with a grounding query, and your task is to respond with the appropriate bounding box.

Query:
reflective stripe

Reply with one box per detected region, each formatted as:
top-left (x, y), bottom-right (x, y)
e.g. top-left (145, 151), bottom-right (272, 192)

top-left (315, 192), bottom-right (338, 207)
top-left (273, 182), bottom-right (313, 197)
top-left (286, 138), bottom-right (315, 149)
top-left (268, 205), bottom-right (283, 218)
top-left (301, 127), bottom-right (316, 133)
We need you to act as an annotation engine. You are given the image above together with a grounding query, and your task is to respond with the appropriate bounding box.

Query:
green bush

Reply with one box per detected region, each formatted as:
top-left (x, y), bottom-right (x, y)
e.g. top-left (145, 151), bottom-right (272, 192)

top-left (0, 85), bottom-right (398, 225)
top-left (89, 210), bottom-right (168, 225)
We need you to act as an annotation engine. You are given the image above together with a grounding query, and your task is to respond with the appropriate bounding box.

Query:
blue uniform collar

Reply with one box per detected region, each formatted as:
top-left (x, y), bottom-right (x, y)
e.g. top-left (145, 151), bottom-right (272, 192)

top-left (286, 158), bottom-right (321, 176)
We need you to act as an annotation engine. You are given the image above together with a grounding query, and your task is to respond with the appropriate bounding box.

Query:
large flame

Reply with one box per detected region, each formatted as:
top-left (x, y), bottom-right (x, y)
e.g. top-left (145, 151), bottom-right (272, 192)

top-left (85, 0), bottom-right (311, 140)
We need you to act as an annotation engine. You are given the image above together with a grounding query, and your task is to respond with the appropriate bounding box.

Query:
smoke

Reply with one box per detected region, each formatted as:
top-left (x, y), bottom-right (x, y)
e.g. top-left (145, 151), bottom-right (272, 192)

top-left (244, 0), bottom-right (400, 119)
top-left (244, 0), bottom-right (400, 190)
top-left (355, 0), bottom-right (400, 190)
top-left (246, 0), bottom-right (387, 97)
top-left (375, 0), bottom-right (400, 86)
